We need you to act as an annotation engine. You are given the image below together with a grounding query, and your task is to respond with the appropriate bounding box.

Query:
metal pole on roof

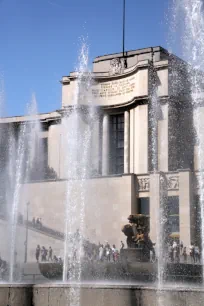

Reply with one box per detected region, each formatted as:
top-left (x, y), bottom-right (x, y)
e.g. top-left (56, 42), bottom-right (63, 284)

top-left (123, 0), bottom-right (126, 58)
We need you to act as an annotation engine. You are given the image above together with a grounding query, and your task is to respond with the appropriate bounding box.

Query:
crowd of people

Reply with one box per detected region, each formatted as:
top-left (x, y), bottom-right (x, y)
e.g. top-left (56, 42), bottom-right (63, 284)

top-left (84, 241), bottom-right (123, 262)
top-left (35, 245), bottom-right (62, 263)
top-left (34, 229), bottom-right (202, 266)
top-left (168, 241), bottom-right (201, 263)
top-left (35, 239), bottom-right (125, 264)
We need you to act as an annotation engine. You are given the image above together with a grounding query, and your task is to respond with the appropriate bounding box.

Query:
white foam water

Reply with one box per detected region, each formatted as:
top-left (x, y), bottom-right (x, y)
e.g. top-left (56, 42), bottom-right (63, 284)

top-left (170, 0), bottom-right (204, 279)
top-left (62, 41), bottom-right (97, 306)
top-left (9, 94), bottom-right (42, 282)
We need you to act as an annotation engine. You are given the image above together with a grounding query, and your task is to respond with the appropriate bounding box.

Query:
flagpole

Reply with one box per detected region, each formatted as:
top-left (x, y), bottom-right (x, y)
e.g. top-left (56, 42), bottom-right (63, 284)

top-left (123, 0), bottom-right (126, 58)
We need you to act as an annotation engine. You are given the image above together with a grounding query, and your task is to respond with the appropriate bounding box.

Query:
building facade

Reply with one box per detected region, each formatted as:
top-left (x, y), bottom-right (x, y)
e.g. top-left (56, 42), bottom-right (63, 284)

top-left (0, 46), bottom-right (202, 261)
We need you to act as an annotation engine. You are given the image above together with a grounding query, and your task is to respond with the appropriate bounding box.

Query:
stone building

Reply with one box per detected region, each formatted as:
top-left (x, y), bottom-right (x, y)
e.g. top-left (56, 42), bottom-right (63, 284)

top-left (0, 46), bottom-right (201, 261)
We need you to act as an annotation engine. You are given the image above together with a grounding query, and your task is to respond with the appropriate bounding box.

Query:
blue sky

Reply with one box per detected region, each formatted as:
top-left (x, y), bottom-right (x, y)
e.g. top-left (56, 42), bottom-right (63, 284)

top-left (0, 0), bottom-right (171, 116)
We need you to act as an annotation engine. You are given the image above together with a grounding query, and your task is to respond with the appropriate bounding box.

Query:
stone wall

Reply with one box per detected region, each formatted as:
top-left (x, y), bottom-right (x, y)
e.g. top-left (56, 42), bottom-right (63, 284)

top-left (20, 175), bottom-right (134, 249)
top-left (32, 285), bottom-right (204, 306)
top-left (0, 284), bottom-right (203, 306)
top-left (0, 285), bottom-right (32, 306)
top-left (0, 219), bottom-right (63, 263)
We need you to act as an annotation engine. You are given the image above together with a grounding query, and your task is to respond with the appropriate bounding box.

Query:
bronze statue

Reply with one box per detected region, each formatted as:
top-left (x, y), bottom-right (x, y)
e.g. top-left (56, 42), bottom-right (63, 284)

top-left (122, 214), bottom-right (155, 259)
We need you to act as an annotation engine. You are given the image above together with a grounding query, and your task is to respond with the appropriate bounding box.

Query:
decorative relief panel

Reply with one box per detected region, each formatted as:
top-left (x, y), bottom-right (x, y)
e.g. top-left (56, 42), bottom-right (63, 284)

top-left (109, 58), bottom-right (124, 75)
top-left (137, 174), bottom-right (179, 192)
top-left (138, 177), bottom-right (150, 192)
top-left (167, 175), bottom-right (179, 190)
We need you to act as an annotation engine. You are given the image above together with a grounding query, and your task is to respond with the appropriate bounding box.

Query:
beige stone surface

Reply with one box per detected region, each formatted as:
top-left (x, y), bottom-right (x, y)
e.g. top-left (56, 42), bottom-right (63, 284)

top-left (124, 111), bottom-right (130, 174)
top-left (48, 124), bottom-right (62, 177)
top-left (157, 67), bottom-right (168, 96)
top-left (90, 116), bottom-right (101, 174)
top-left (32, 286), bottom-right (204, 306)
top-left (92, 46), bottom-right (167, 73)
top-left (33, 287), bottom-right (49, 306)
top-left (20, 175), bottom-right (133, 249)
top-left (0, 287), bottom-right (32, 306)
top-left (0, 46), bottom-right (198, 261)
top-left (93, 58), bottom-right (111, 73)
top-left (80, 288), bottom-right (138, 306)
top-left (179, 171), bottom-right (193, 249)
top-left (0, 219), bottom-right (63, 262)
top-left (62, 81), bottom-right (77, 108)
top-left (134, 105), bottom-right (148, 174)
top-left (9, 287), bottom-right (32, 306)
top-left (21, 180), bottom-right (66, 233)
top-left (93, 68), bottom-right (148, 107)
top-left (194, 145), bottom-right (199, 171)
top-left (62, 53), bottom-right (169, 109)
top-left (0, 111), bottom-right (60, 123)
top-left (150, 174), bottom-right (160, 244)
top-left (62, 66), bottom-right (148, 108)
top-left (49, 287), bottom-right (70, 306)
top-left (34, 287), bottom-right (140, 306)
top-left (141, 289), bottom-right (157, 306)
top-left (102, 114), bottom-right (110, 175)
top-left (0, 287), bottom-right (9, 305)
top-left (158, 103), bottom-right (168, 171)
top-left (129, 108), bottom-right (134, 173)
top-left (194, 106), bottom-right (204, 171)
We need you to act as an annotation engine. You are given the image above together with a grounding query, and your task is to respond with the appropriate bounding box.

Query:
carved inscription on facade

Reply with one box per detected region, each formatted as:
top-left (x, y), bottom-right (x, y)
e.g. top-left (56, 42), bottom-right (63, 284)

top-left (92, 75), bottom-right (136, 99)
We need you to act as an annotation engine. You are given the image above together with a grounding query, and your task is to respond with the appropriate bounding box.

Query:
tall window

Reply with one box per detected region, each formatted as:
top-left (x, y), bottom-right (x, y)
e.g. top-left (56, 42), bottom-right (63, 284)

top-left (167, 196), bottom-right (179, 234)
top-left (195, 195), bottom-right (201, 247)
top-left (41, 137), bottom-right (48, 169)
top-left (138, 197), bottom-right (150, 231)
top-left (110, 114), bottom-right (124, 174)
top-left (138, 198), bottom-right (150, 216)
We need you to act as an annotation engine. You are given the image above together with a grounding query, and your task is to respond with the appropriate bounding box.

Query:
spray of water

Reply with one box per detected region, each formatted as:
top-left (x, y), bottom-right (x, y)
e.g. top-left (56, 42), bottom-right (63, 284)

top-left (149, 51), bottom-right (167, 295)
top-left (9, 121), bottom-right (27, 282)
top-left (62, 41), bottom-right (97, 305)
top-left (9, 94), bottom-right (42, 282)
top-left (24, 94), bottom-right (43, 183)
top-left (149, 55), bottom-right (159, 172)
top-left (170, 0), bottom-right (204, 278)
top-left (6, 126), bottom-right (17, 217)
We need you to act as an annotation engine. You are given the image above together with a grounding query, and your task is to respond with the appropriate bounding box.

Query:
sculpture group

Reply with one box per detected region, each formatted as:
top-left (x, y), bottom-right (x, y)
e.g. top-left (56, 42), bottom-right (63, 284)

top-left (122, 214), bottom-right (155, 261)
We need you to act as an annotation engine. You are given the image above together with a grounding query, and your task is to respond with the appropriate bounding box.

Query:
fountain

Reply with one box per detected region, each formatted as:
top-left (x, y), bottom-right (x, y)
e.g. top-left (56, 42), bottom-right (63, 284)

top-left (1, 2), bottom-right (204, 305)
top-left (170, 0), bottom-right (204, 276)
top-left (37, 35), bottom-right (204, 305)
top-left (61, 42), bottom-right (97, 306)
top-left (9, 93), bottom-right (42, 282)
top-left (148, 48), bottom-right (169, 305)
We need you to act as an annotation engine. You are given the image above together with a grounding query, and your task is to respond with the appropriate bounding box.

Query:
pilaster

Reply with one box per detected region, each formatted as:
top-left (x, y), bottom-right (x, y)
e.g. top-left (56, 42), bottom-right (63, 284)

top-left (124, 111), bottom-right (130, 174)
top-left (150, 173), bottom-right (161, 244)
top-left (102, 114), bottom-right (110, 176)
top-left (179, 170), bottom-right (194, 248)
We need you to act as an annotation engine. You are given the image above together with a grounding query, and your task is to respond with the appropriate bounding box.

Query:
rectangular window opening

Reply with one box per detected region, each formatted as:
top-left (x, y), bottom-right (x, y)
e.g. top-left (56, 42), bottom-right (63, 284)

top-left (110, 114), bottom-right (124, 174)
